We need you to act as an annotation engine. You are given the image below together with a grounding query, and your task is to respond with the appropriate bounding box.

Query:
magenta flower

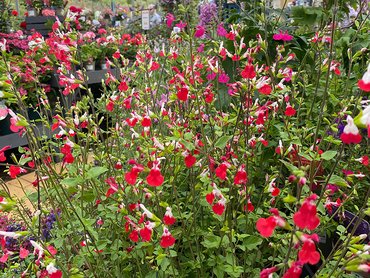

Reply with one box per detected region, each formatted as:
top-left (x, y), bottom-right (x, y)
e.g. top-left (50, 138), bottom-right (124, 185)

top-left (175, 21), bottom-right (187, 30)
top-left (273, 30), bottom-right (293, 42)
top-left (217, 24), bottom-right (228, 37)
top-left (166, 13), bottom-right (175, 28)
top-left (194, 25), bottom-right (205, 38)
top-left (218, 73), bottom-right (230, 83)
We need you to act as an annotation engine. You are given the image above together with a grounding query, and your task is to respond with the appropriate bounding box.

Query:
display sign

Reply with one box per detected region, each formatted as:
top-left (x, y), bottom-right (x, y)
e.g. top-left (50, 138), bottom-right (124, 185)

top-left (142, 10), bottom-right (150, 30)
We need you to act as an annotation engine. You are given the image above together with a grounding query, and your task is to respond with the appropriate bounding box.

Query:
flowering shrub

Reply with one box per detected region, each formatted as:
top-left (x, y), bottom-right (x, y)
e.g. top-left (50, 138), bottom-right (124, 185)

top-left (0, 2), bottom-right (369, 277)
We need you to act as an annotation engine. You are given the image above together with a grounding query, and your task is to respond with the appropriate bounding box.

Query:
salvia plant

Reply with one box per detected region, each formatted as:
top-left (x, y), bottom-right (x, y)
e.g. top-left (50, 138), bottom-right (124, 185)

top-left (0, 1), bottom-right (369, 278)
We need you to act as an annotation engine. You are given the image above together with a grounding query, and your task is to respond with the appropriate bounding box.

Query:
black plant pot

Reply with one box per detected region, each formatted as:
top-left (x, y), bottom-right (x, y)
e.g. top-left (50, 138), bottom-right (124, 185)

top-left (0, 115), bottom-right (13, 136)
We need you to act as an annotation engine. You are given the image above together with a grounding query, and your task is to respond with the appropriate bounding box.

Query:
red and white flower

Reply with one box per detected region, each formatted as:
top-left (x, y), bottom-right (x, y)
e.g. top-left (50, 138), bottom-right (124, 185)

top-left (340, 115), bottom-right (362, 144)
top-left (358, 63), bottom-right (370, 92)
top-left (163, 207), bottom-right (176, 225)
top-left (160, 227), bottom-right (176, 248)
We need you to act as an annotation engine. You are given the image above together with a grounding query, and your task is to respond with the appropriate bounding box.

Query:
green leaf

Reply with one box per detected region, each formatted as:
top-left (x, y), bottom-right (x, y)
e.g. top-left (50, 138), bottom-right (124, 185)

top-left (328, 175), bottom-right (349, 187)
top-left (215, 135), bottom-right (232, 149)
top-left (321, 150), bottom-right (337, 161)
top-left (86, 166), bottom-right (108, 179)
top-left (243, 235), bottom-right (263, 250)
top-left (280, 160), bottom-right (299, 173)
top-left (283, 194), bottom-right (297, 203)
top-left (61, 177), bottom-right (84, 187)
top-left (201, 235), bottom-right (221, 249)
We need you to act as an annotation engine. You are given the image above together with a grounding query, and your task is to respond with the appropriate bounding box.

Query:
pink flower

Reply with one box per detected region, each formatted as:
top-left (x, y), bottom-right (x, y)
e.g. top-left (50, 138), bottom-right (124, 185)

top-left (218, 73), bottom-right (230, 83)
top-left (166, 13), bottom-right (175, 28)
top-left (273, 30), bottom-right (293, 42)
top-left (0, 146), bottom-right (10, 162)
top-left (194, 25), bottom-right (205, 38)
top-left (217, 24), bottom-right (228, 37)
top-left (175, 21), bottom-right (187, 30)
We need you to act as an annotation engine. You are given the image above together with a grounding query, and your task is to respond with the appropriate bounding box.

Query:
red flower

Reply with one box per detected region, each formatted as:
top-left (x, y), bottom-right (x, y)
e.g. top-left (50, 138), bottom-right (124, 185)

top-left (340, 115), bottom-right (362, 144)
top-left (160, 228), bottom-right (175, 248)
top-left (285, 105), bottom-right (296, 116)
top-left (47, 245), bottom-right (58, 256)
top-left (0, 146), bottom-right (10, 162)
top-left (150, 61), bottom-right (160, 71)
top-left (215, 162), bottom-right (228, 180)
top-left (177, 87), bottom-right (189, 101)
top-left (234, 165), bottom-right (248, 185)
top-left (8, 165), bottom-right (26, 179)
top-left (298, 240), bottom-right (320, 265)
top-left (206, 192), bottom-right (215, 205)
top-left (260, 266), bottom-right (278, 278)
top-left (20, 21), bottom-right (27, 29)
top-left (163, 207), bottom-right (176, 225)
top-left (282, 262), bottom-right (302, 278)
top-left (105, 177), bottom-right (119, 197)
top-left (146, 166), bottom-right (164, 187)
top-left (106, 100), bottom-right (114, 112)
top-left (241, 64), bottom-right (256, 79)
top-left (118, 81), bottom-right (128, 91)
top-left (212, 200), bottom-right (226, 215)
top-left (293, 195), bottom-right (320, 230)
top-left (140, 222), bottom-right (154, 242)
top-left (129, 229), bottom-right (139, 242)
top-left (11, 10), bottom-right (18, 16)
top-left (112, 50), bottom-right (121, 59)
top-left (256, 216), bottom-right (277, 237)
top-left (141, 116), bottom-right (151, 127)
top-left (258, 84), bottom-right (272, 95)
top-left (49, 270), bottom-right (62, 278)
top-left (125, 170), bottom-right (138, 185)
top-left (184, 154), bottom-right (196, 168)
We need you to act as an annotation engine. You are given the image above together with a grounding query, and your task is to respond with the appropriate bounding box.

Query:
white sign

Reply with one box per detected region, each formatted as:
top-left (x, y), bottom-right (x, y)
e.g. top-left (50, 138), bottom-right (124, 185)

top-left (142, 10), bottom-right (150, 30)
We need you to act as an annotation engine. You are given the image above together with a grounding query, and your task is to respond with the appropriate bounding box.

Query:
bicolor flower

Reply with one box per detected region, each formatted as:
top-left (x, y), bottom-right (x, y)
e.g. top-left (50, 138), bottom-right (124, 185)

top-left (340, 115), bottom-right (362, 144)
top-left (354, 105), bottom-right (370, 138)
top-left (358, 63), bottom-right (370, 92)
top-left (163, 207), bottom-right (176, 225)
top-left (160, 227), bottom-right (175, 248)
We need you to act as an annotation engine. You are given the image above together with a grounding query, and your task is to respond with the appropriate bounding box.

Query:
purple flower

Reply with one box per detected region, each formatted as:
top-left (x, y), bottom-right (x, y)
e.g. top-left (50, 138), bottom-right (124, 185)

top-left (199, 2), bottom-right (218, 28)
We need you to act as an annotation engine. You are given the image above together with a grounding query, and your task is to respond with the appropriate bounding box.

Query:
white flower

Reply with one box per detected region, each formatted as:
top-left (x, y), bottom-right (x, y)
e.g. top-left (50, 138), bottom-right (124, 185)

top-left (0, 231), bottom-right (20, 239)
top-left (46, 263), bottom-right (58, 274)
